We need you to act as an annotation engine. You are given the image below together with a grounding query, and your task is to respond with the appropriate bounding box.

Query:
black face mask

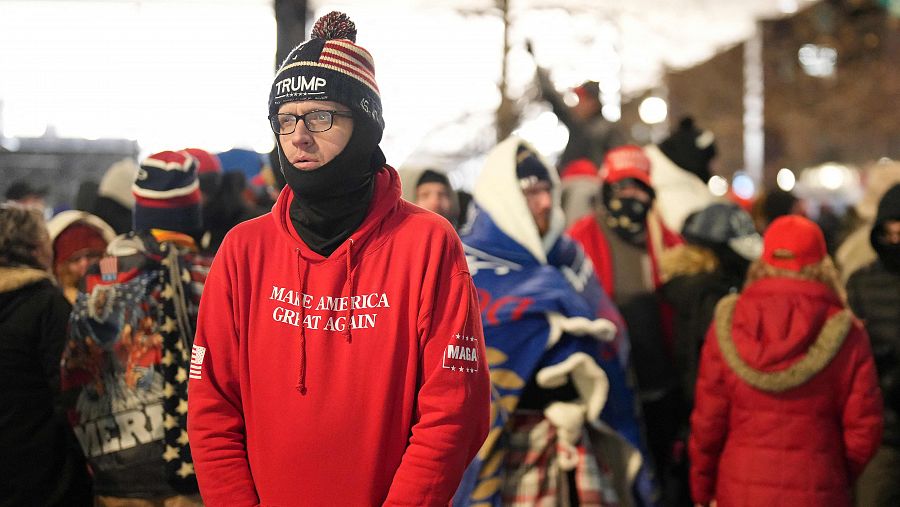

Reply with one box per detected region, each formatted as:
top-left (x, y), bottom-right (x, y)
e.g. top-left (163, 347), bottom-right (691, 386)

top-left (604, 195), bottom-right (650, 247)
top-left (279, 116), bottom-right (384, 257)
top-left (876, 242), bottom-right (900, 274)
top-left (712, 244), bottom-right (752, 283)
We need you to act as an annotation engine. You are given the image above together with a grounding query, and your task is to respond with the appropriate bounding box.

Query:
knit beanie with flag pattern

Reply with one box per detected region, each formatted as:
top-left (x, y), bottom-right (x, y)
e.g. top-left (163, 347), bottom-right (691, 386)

top-left (132, 151), bottom-right (202, 235)
top-left (269, 11), bottom-right (383, 137)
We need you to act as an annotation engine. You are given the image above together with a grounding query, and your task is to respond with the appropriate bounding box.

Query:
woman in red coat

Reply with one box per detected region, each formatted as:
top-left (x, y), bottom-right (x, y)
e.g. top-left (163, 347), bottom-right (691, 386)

top-left (689, 216), bottom-right (883, 507)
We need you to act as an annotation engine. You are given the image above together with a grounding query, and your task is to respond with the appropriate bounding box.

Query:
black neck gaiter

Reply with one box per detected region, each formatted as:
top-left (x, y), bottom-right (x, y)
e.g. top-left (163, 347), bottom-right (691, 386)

top-left (876, 243), bottom-right (900, 274)
top-left (280, 119), bottom-right (384, 257)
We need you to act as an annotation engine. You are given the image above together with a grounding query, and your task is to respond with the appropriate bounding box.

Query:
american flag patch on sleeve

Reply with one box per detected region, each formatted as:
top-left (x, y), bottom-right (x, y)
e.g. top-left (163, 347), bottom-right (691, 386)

top-left (189, 345), bottom-right (206, 380)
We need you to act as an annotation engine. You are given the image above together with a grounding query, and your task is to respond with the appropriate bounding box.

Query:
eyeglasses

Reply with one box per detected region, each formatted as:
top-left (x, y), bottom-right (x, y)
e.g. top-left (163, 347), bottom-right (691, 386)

top-left (268, 110), bottom-right (353, 135)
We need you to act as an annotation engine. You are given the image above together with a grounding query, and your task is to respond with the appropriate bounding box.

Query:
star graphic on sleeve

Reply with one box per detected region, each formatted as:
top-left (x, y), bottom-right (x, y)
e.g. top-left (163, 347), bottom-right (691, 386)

top-left (177, 429), bottom-right (189, 446)
top-left (161, 350), bottom-right (175, 367)
top-left (164, 414), bottom-right (178, 430)
top-left (451, 366), bottom-right (456, 371)
top-left (176, 398), bottom-right (188, 415)
top-left (176, 462), bottom-right (195, 478)
top-left (163, 445), bottom-right (180, 461)
top-left (161, 317), bottom-right (176, 333)
top-left (175, 367), bottom-right (187, 383)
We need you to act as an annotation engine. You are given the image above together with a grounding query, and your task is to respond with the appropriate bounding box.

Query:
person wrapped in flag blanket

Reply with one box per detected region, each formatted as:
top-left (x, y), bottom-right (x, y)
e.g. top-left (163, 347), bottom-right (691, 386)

top-left (61, 150), bottom-right (211, 506)
top-left (454, 137), bottom-right (658, 506)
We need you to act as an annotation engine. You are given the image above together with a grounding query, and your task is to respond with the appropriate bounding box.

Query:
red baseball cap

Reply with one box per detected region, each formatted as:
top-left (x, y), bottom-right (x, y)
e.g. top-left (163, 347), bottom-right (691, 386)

top-left (184, 148), bottom-right (222, 175)
top-left (762, 215), bottom-right (827, 271)
top-left (601, 145), bottom-right (652, 186)
top-left (560, 159), bottom-right (600, 180)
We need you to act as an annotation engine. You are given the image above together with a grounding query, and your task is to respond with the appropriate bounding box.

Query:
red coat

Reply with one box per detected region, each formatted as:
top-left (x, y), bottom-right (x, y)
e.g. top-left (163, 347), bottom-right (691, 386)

top-left (689, 278), bottom-right (883, 507)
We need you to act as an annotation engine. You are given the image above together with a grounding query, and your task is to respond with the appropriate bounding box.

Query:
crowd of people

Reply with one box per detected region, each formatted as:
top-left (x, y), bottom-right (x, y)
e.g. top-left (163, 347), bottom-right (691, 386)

top-left (1, 10), bottom-right (898, 507)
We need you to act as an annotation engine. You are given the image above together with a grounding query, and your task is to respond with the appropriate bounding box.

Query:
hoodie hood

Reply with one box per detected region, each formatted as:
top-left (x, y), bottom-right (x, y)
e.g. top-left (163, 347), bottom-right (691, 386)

top-left (725, 277), bottom-right (846, 375)
top-left (273, 163), bottom-right (401, 261)
top-left (472, 137), bottom-right (565, 265)
top-left (46, 210), bottom-right (117, 243)
top-left (870, 184), bottom-right (900, 264)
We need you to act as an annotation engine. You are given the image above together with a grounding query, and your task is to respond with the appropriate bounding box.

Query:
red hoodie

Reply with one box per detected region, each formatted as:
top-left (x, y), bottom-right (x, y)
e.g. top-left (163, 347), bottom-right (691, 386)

top-left (187, 166), bottom-right (491, 506)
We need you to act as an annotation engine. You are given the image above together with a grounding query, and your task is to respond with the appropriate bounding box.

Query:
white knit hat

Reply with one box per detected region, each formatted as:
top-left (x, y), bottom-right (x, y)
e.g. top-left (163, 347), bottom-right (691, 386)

top-left (98, 158), bottom-right (138, 209)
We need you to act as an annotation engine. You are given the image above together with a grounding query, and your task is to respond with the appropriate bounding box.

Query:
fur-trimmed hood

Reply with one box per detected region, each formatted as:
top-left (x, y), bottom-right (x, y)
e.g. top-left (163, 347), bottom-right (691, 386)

top-left (0, 266), bottom-right (52, 294)
top-left (714, 277), bottom-right (851, 391)
top-left (658, 243), bottom-right (719, 283)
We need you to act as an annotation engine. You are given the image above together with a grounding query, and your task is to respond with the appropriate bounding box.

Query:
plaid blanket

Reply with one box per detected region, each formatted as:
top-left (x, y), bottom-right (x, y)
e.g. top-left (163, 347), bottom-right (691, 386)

top-left (502, 411), bottom-right (620, 507)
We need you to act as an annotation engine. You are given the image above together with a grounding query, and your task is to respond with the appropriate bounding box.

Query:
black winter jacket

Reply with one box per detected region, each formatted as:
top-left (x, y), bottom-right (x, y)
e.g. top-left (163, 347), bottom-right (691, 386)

top-left (847, 183), bottom-right (900, 448)
top-left (0, 267), bottom-right (92, 506)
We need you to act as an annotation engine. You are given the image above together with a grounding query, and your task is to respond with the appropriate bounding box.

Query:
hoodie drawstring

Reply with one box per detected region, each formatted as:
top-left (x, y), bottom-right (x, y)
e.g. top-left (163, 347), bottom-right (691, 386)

top-left (295, 239), bottom-right (356, 394)
top-left (295, 248), bottom-right (307, 395)
top-left (343, 238), bottom-right (355, 343)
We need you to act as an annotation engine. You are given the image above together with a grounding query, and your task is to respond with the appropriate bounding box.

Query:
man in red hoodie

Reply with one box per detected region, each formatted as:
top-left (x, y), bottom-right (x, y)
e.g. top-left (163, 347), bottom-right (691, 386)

top-left (186, 11), bottom-right (490, 507)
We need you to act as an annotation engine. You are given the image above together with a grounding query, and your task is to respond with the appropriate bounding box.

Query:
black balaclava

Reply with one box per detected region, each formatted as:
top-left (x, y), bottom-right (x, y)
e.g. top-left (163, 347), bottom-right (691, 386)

top-left (281, 115), bottom-right (384, 257)
top-left (871, 184), bottom-right (900, 273)
top-left (602, 179), bottom-right (653, 247)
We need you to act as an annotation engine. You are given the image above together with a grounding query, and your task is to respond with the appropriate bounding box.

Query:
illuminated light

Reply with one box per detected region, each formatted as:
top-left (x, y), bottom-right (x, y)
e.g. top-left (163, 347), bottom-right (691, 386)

top-left (778, 0), bottom-right (799, 14)
top-left (708, 175), bottom-right (729, 197)
top-left (599, 79), bottom-right (621, 94)
top-left (798, 44), bottom-right (837, 77)
top-left (602, 104), bottom-right (621, 122)
top-left (0, 137), bottom-right (21, 151)
top-left (638, 97), bottom-right (668, 124)
top-left (776, 168), bottom-right (796, 191)
top-left (732, 172), bottom-right (756, 199)
top-left (819, 163), bottom-right (845, 190)
top-left (252, 138), bottom-right (275, 155)
top-left (513, 110), bottom-right (569, 157)
top-left (563, 91), bottom-right (579, 107)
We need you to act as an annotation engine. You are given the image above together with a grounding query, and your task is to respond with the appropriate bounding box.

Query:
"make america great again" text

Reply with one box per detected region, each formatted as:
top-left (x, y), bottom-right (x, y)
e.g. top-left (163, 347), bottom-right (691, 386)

top-left (269, 285), bottom-right (390, 331)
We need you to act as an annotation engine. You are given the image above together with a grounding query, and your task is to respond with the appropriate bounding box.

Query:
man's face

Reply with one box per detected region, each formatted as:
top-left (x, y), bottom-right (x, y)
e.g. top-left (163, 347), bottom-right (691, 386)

top-left (277, 100), bottom-right (354, 171)
top-left (523, 181), bottom-right (553, 236)
top-left (881, 219), bottom-right (900, 245)
top-left (415, 182), bottom-right (453, 220)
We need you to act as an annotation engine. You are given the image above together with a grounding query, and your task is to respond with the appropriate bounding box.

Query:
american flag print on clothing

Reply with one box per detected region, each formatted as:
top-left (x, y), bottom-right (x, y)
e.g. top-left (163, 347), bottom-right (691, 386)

top-left (320, 40), bottom-right (378, 92)
top-left (190, 345), bottom-right (206, 380)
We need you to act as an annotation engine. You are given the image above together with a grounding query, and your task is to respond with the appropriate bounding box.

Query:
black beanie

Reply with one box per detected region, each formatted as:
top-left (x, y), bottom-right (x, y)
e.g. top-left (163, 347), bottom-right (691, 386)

top-left (269, 12), bottom-right (384, 139)
top-left (516, 146), bottom-right (552, 190)
top-left (416, 169), bottom-right (451, 189)
top-left (659, 117), bottom-right (717, 182)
